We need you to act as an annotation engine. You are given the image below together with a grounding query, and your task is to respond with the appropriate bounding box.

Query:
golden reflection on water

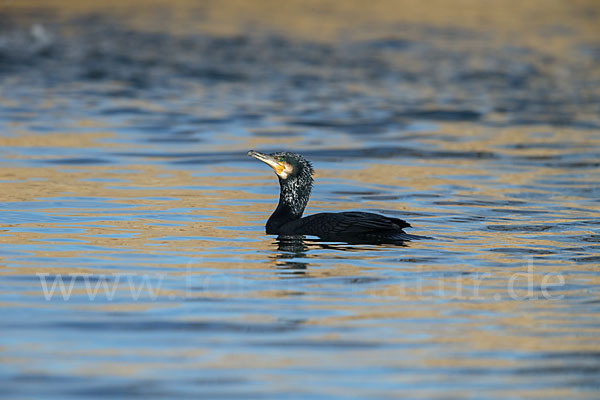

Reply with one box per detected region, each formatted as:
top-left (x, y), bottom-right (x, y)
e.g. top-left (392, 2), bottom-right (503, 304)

top-left (2, 127), bottom-right (597, 294)
top-left (7, 0), bottom-right (600, 50)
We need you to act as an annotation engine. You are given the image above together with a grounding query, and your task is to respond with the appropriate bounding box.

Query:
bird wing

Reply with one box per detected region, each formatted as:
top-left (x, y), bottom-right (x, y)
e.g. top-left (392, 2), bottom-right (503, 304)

top-left (286, 211), bottom-right (411, 237)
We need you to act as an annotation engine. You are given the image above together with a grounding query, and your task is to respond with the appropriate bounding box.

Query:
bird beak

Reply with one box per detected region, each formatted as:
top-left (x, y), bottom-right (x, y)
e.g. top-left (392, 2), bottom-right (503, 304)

top-left (248, 150), bottom-right (288, 177)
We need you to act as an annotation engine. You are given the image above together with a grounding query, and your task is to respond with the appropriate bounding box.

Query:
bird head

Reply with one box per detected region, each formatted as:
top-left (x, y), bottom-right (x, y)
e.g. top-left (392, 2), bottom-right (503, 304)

top-left (248, 150), bottom-right (314, 218)
top-left (247, 150), bottom-right (314, 182)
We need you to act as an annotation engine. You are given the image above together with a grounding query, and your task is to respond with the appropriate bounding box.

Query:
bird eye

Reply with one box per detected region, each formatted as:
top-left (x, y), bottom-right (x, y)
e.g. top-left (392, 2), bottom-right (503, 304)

top-left (279, 157), bottom-right (285, 162)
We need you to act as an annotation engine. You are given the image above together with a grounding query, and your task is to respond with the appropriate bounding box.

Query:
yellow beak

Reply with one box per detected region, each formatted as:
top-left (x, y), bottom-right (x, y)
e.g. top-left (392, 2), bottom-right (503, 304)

top-left (248, 150), bottom-right (286, 176)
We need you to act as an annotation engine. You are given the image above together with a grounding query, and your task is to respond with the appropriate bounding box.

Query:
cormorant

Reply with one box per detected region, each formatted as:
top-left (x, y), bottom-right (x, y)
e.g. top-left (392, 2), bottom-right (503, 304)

top-left (248, 150), bottom-right (426, 244)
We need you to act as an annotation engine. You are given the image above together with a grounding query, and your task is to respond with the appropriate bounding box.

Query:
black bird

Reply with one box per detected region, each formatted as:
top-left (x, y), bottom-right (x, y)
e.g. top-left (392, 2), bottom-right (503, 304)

top-left (248, 150), bottom-right (426, 244)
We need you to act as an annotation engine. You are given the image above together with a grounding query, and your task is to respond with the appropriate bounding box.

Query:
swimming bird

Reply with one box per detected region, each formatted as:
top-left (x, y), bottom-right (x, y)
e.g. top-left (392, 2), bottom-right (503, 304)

top-left (248, 150), bottom-right (425, 244)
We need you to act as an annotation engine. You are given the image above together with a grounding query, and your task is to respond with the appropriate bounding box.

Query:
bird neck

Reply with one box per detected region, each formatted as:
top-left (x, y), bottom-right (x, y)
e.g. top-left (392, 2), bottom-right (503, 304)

top-left (266, 176), bottom-right (312, 233)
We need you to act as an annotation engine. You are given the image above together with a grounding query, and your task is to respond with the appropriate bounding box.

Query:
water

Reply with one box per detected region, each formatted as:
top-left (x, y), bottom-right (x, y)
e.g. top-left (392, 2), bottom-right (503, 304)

top-left (1, 2), bottom-right (599, 399)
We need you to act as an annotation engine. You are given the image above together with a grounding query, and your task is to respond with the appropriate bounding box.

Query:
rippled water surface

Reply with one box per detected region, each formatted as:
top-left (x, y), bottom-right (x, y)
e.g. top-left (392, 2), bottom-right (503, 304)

top-left (1, 1), bottom-right (600, 398)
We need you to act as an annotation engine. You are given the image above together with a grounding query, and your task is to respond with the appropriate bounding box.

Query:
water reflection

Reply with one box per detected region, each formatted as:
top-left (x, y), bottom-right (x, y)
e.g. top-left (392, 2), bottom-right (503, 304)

top-left (273, 236), bottom-right (310, 277)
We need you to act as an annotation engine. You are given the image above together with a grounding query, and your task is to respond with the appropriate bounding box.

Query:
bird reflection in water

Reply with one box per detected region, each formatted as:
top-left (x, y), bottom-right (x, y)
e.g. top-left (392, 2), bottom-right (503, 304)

top-left (271, 234), bottom-right (410, 277)
top-left (273, 235), bottom-right (309, 276)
